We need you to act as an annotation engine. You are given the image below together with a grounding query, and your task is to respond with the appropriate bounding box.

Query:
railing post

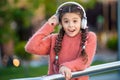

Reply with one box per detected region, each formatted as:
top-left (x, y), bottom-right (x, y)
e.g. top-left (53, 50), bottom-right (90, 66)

top-left (118, 0), bottom-right (120, 61)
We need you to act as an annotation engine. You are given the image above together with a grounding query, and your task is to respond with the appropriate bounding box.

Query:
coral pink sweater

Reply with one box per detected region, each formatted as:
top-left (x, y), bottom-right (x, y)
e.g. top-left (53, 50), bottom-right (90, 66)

top-left (25, 22), bottom-right (97, 80)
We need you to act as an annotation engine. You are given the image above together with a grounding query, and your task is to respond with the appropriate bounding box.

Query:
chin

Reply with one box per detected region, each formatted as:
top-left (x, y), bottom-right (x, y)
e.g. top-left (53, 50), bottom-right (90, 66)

top-left (67, 34), bottom-right (77, 37)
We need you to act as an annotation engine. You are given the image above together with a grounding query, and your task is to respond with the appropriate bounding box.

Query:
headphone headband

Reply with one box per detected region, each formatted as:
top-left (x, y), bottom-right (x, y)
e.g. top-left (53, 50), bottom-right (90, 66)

top-left (56, 1), bottom-right (87, 29)
top-left (56, 2), bottom-right (86, 18)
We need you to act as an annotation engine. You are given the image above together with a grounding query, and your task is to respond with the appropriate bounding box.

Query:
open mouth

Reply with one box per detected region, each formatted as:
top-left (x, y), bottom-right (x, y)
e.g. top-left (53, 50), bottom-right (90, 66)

top-left (68, 29), bottom-right (75, 32)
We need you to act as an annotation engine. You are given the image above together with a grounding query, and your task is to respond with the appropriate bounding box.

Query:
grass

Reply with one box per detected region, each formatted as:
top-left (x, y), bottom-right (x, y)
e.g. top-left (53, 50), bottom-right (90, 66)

top-left (91, 60), bottom-right (106, 66)
top-left (0, 65), bottom-right (48, 80)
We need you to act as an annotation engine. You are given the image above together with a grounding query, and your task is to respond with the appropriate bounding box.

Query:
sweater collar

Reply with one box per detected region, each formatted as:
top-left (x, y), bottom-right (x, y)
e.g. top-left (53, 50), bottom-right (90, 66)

top-left (64, 33), bottom-right (81, 40)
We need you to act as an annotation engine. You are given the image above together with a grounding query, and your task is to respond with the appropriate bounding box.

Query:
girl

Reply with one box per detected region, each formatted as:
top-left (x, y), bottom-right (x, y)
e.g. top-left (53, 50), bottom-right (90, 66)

top-left (25, 1), bottom-right (97, 80)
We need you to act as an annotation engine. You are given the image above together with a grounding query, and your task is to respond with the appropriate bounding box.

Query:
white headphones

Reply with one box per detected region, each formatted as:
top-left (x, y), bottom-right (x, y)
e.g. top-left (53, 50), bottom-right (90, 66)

top-left (56, 2), bottom-right (87, 29)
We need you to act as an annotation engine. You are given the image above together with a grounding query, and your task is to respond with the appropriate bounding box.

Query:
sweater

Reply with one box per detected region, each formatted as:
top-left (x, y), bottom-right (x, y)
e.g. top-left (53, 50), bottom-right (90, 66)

top-left (25, 22), bottom-right (97, 80)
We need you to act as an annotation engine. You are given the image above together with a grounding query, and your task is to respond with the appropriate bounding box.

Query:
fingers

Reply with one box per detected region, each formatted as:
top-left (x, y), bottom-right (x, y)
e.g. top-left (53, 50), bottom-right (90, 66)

top-left (48, 15), bottom-right (59, 26)
top-left (65, 71), bottom-right (72, 80)
top-left (59, 66), bottom-right (72, 80)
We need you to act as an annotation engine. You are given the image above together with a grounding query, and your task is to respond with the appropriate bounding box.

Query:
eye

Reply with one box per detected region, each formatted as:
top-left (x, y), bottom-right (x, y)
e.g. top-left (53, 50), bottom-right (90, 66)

top-left (64, 20), bottom-right (69, 23)
top-left (73, 20), bottom-right (77, 23)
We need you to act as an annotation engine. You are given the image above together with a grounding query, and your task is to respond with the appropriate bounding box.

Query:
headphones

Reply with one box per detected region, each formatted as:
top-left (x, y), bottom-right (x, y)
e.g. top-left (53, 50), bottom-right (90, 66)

top-left (56, 2), bottom-right (87, 29)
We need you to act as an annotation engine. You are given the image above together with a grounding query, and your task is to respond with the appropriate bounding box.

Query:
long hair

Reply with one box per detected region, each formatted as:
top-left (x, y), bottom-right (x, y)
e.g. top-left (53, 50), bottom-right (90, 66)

top-left (80, 28), bottom-right (88, 63)
top-left (54, 4), bottom-right (88, 64)
top-left (54, 28), bottom-right (65, 55)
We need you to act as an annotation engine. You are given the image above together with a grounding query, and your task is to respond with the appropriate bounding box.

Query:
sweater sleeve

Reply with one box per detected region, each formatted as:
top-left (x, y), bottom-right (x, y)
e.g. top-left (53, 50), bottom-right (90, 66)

top-left (25, 22), bottom-right (55, 55)
top-left (61, 32), bottom-right (97, 71)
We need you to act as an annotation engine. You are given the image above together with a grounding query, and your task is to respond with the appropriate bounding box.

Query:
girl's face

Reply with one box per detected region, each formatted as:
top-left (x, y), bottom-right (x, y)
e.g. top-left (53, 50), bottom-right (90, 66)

top-left (61, 13), bottom-right (81, 37)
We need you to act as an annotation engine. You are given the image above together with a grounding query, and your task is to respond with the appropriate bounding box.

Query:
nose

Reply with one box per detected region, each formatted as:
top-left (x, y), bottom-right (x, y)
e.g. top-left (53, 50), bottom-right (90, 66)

top-left (69, 22), bottom-right (74, 28)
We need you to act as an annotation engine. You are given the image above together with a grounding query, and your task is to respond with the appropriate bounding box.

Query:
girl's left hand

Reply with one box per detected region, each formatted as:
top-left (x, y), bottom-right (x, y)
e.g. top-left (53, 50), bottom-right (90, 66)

top-left (59, 66), bottom-right (72, 80)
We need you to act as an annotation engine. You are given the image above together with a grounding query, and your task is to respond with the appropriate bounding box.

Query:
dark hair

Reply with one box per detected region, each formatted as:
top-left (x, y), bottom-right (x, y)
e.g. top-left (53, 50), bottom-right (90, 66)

top-left (80, 28), bottom-right (88, 64)
top-left (54, 4), bottom-right (88, 65)
top-left (54, 28), bottom-right (65, 54)
top-left (58, 4), bottom-right (84, 23)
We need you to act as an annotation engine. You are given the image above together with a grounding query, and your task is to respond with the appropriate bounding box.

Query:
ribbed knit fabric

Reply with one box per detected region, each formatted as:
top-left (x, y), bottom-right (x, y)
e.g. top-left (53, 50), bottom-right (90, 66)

top-left (25, 22), bottom-right (97, 80)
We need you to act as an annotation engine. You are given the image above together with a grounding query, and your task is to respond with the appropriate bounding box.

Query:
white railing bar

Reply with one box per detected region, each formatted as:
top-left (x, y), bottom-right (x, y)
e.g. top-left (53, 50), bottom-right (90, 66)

top-left (11, 61), bottom-right (120, 80)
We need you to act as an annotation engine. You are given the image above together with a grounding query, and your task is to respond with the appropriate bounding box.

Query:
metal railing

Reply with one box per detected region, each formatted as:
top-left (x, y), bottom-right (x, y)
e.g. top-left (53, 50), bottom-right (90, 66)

top-left (12, 61), bottom-right (120, 80)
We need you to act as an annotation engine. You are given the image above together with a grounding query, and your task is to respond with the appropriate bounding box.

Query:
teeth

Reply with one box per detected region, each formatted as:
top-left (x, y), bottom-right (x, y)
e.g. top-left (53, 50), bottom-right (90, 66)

top-left (68, 29), bottom-right (74, 31)
top-left (69, 30), bottom-right (75, 32)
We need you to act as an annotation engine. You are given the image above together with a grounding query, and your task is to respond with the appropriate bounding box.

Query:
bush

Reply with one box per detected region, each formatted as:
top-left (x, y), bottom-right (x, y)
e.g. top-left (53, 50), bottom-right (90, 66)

top-left (106, 36), bottom-right (118, 51)
top-left (15, 41), bottom-right (32, 60)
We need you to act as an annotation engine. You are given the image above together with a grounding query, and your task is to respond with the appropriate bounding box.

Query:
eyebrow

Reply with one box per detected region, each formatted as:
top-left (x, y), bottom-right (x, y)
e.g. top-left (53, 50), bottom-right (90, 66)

top-left (63, 17), bottom-right (79, 20)
top-left (72, 18), bottom-right (79, 19)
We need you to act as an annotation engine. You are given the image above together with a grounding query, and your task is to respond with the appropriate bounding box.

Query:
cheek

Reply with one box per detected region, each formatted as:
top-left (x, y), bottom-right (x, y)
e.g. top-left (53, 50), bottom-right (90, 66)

top-left (76, 22), bottom-right (81, 29)
top-left (60, 23), bottom-right (67, 31)
top-left (62, 25), bottom-right (67, 31)
top-left (61, 22), bottom-right (68, 28)
top-left (79, 19), bottom-right (82, 28)
top-left (79, 18), bottom-right (82, 24)
top-left (78, 27), bottom-right (81, 31)
top-left (76, 26), bottom-right (80, 32)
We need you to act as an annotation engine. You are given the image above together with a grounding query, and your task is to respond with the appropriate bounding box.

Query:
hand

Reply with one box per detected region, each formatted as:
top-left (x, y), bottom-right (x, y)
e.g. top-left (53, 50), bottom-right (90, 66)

top-left (48, 14), bottom-right (59, 26)
top-left (59, 66), bottom-right (72, 80)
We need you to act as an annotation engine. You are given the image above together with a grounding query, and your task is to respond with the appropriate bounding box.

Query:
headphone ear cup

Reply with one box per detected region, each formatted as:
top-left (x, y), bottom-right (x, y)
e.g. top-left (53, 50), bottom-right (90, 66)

top-left (81, 18), bottom-right (87, 29)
